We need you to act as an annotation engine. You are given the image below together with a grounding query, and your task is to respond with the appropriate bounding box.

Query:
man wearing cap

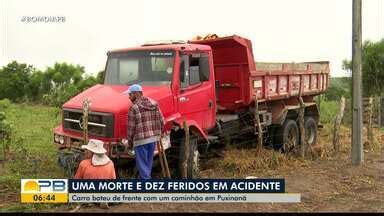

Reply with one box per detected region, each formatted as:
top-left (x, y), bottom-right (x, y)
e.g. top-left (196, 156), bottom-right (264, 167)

top-left (123, 84), bottom-right (164, 179)
top-left (74, 139), bottom-right (116, 179)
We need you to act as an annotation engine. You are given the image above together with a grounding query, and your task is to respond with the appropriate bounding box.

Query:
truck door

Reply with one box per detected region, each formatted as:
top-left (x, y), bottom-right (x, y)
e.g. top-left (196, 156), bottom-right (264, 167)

top-left (178, 52), bottom-right (216, 130)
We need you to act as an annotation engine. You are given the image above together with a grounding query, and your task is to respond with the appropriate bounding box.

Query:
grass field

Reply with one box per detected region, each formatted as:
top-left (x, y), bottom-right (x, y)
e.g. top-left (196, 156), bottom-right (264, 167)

top-left (0, 103), bottom-right (66, 212)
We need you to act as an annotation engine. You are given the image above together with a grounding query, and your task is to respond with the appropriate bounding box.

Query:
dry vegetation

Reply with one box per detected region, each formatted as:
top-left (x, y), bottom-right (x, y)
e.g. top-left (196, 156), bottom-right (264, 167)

top-left (200, 124), bottom-right (383, 179)
top-left (74, 124), bottom-right (383, 212)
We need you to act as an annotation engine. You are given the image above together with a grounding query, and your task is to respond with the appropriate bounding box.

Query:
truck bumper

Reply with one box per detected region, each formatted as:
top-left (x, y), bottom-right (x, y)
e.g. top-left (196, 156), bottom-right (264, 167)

top-left (53, 125), bottom-right (134, 159)
top-left (53, 125), bottom-right (171, 159)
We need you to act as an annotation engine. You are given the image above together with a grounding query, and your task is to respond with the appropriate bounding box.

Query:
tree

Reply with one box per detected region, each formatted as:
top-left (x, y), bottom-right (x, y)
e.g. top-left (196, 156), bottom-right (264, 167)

top-left (325, 83), bottom-right (348, 101)
top-left (77, 75), bottom-right (98, 92)
top-left (324, 77), bottom-right (351, 101)
top-left (0, 60), bottom-right (102, 105)
top-left (342, 39), bottom-right (384, 96)
top-left (45, 62), bottom-right (85, 87)
top-left (96, 70), bottom-right (105, 84)
top-left (342, 59), bottom-right (352, 76)
top-left (0, 61), bottom-right (34, 101)
top-left (26, 70), bottom-right (44, 101)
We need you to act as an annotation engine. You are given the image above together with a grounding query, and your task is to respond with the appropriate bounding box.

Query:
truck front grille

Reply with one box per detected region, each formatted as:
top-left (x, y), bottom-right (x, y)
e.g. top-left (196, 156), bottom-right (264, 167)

top-left (62, 109), bottom-right (114, 137)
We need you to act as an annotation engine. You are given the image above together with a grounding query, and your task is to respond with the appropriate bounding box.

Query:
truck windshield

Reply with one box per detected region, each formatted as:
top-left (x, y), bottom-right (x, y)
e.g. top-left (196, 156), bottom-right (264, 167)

top-left (104, 50), bottom-right (175, 85)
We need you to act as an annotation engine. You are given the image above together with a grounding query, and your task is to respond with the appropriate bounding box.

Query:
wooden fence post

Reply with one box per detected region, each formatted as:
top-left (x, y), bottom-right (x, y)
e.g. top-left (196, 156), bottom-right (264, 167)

top-left (254, 93), bottom-right (263, 152)
top-left (156, 142), bottom-right (166, 178)
top-left (367, 97), bottom-right (373, 145)
top-left (159, 137), bottom-right (171, 178)
top-left (298, 97), bottom-right (306, 158)
top-left (333, 96), bottom-right (346, 152)
top-left (377, 96), bottom-right (381, 128)
top-left (182, 121), bottom-right (189, 179)
top-left (381, 97), bottom-right (384, 127)
top-left (82, 98), bottom-right (90, 145)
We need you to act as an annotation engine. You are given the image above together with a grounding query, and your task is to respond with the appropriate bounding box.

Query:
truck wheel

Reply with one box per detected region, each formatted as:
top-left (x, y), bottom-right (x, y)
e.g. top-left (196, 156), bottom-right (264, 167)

top-left (188, 137), bottom-right (200, 178)
top-left (113, 160), bottom-right (138, 179)
top-left (274, 119), bottom-right (299, 153)
top-left (57, 150), bottom-right (84, 177)
top-left (304, 117), bottom-right (318, 146)
top-left (179, 135), bottom-right (200, 178)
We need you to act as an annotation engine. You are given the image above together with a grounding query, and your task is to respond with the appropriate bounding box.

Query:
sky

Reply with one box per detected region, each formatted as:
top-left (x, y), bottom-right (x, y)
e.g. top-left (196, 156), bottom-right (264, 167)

top-left (1, 0), bottom-right (383, 77)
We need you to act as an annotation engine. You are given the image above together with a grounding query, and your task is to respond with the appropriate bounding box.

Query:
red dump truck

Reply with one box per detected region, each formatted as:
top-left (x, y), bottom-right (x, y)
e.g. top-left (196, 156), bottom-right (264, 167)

top-left (53, 35), bottom-right (329, 177)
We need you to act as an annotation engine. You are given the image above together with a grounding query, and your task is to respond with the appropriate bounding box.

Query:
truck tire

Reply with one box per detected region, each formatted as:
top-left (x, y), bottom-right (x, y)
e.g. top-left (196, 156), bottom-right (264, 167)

top-left (304, 116), bottom-right (318, 146)
top-left (274, 119), bottom-right (299, 153)
top-left (179, 135), bottom-right (200, 178)
top-left (57, 150), bottom-right (84, 177)
top-left (113, 159), bottom-right (138, 179)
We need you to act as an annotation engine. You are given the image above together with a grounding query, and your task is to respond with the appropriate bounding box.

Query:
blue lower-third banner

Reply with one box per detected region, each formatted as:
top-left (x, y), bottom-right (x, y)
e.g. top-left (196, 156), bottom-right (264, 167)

top-left (66, 179), bottom-right (300, 203)
top-left (69, 193), bottom-right (300, 203)
top-left (20, 179), bottom-right (301, 203)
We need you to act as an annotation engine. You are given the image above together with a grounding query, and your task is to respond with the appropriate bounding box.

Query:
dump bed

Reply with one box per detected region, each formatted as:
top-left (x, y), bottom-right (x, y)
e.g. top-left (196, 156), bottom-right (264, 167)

top-left (191, 35), bottom-right (330, 112)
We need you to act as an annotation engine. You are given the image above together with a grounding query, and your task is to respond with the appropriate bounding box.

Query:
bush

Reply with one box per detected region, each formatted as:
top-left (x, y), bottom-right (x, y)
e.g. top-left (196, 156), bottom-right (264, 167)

top-left (319, 100), bottom-right (339, 124)
top-left (26, 71), bottom-right (45, 101)
top-left (325, 84), bottom-right (348, 101)
top-left (41, 75), bottom-right (99, 107)
top-left (42, 84), bottom-right (79, 107)
top-left (0, 105), bottom-right (12, 161)
top-left (0, 99), bottom-right (11, 109)
top-left (77, 75), bottom-right (99, 92)
top-left (324, 77), bottom-right (351, 101)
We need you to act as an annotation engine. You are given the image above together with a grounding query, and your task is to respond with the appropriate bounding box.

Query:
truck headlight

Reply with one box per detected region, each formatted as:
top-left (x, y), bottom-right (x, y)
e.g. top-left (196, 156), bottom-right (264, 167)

top-left (59, 136), bottom-right (65, 145)
top-left (54, 134), bottom-right (60, 143)
top-left (121, 139), bottom-right (128, 145)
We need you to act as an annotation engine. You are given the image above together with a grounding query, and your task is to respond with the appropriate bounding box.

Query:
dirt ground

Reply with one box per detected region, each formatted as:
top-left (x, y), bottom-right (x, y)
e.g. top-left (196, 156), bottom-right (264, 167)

top-left (66, 149), bottom-right (383, 213)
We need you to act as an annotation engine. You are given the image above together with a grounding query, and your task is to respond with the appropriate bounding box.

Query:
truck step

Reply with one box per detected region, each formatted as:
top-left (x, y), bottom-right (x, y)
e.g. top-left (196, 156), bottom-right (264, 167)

top-left (207, 135), bottom-right (218, 141)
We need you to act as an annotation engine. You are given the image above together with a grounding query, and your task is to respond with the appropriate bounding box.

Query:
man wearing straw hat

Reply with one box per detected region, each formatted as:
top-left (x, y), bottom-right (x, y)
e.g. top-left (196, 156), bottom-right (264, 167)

top-left (74, 139), bottom-right (116, 179)
top-left (72, 139), bottom-right (115, 211)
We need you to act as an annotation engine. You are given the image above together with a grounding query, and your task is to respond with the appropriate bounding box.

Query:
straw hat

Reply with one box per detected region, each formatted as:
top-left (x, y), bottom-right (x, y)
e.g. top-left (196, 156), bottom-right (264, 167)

top-left (81, 139), bottom-right (107, 154)
top-left (81, 139), bottom-right (110, 166)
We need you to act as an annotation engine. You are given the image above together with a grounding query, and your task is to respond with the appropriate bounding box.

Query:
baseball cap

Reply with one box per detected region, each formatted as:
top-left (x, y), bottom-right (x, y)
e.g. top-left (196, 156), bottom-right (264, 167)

top-left (123, 84), bottom-right (142, 95)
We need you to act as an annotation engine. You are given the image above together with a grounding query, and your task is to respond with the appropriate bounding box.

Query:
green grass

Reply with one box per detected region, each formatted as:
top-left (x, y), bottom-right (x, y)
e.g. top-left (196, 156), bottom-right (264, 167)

top-left (0, 103), bottom-right (67, 212)
top-left (319, 100), bottom-right (339, 124)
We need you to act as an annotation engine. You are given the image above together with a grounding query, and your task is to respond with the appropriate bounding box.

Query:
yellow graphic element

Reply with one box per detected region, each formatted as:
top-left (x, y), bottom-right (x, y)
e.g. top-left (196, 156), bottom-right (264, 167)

top-left (23, 180), bottom-right (39, 192)
top-left (21, 193), bottom-right (68, 203)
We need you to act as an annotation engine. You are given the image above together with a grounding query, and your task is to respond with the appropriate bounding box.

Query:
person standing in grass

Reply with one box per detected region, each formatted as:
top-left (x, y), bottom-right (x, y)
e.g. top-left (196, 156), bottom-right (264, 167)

top-left (123, 84), bottom-right (164, 180)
